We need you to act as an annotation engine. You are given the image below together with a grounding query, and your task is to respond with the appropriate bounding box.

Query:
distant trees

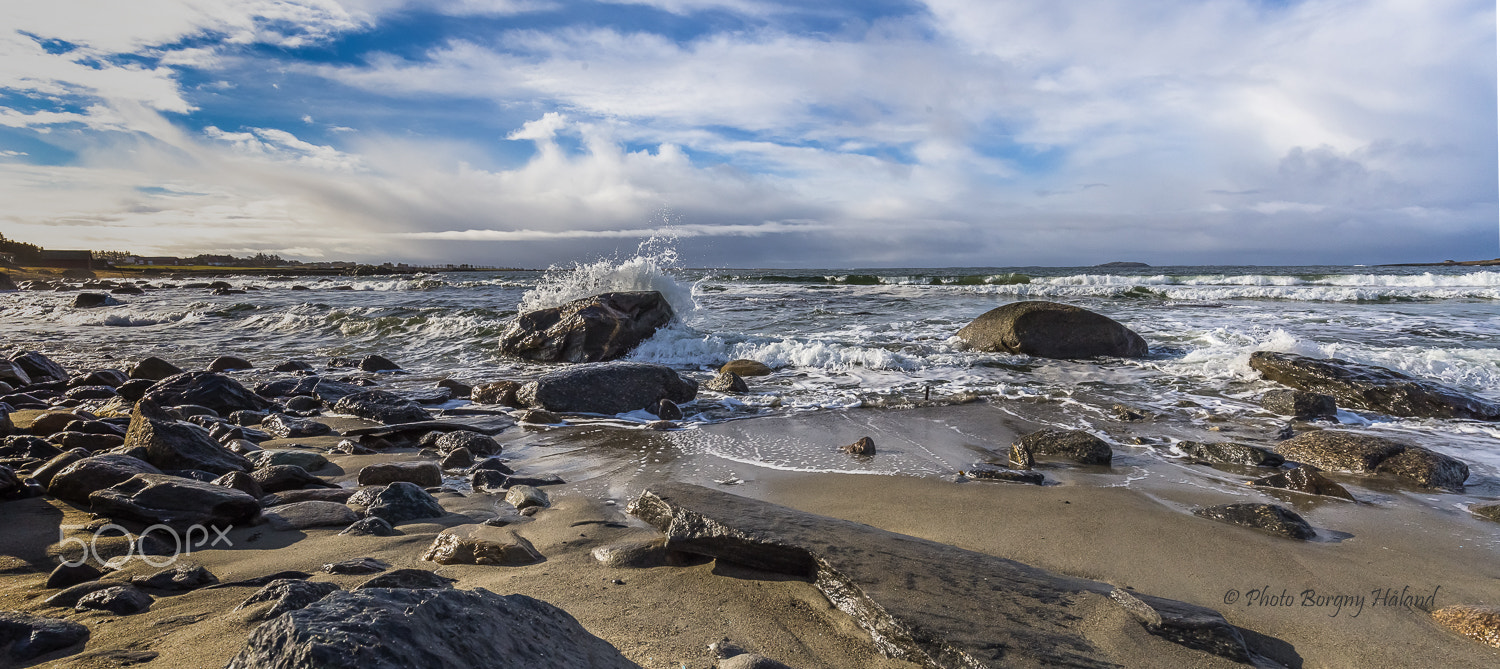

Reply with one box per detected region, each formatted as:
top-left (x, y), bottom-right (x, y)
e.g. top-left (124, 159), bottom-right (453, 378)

top-left (92, 250), bottom-right (134, 264)
top-left (0, 233), bottom-right (42, 264)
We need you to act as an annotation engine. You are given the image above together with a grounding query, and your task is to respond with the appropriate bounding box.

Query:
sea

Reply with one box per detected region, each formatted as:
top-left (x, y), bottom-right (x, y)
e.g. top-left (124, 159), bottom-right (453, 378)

top-left (4, 250), bottom-right (1500, 501)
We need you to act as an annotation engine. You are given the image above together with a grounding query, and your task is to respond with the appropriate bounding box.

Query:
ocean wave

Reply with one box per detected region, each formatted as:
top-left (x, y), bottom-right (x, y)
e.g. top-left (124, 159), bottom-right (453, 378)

top-left (518, 240), bottom-right (696, 318)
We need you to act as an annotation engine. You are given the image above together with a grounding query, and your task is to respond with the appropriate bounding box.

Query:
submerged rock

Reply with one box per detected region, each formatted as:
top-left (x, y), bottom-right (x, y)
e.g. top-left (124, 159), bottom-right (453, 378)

top-left (962, 464), bottom-right (1046, 485)
top-left (1470, 503), bottom-right (1500, 523)
top-left (1276, 430), bottom-right (1468, 489)
top-left (841, 436), bottom-right (875, 456)
top-left (1260, 389), bottom-right (1337, 419)
top-left (519, 361), bottom-right (697, 415)
top-left (1248, 465), bottom-right (1356, 501)
top-left (1249, 351), bottom-right (1500, 420)
top-left (498, 290), bottom-right (675, 363)
top-left (1192, 503), bottom-right (1315, 540)
top-left (1010, 429), bottom-right (1112, 468)
top-left (956, 301), bottom-right (1148, 359)
top-left (1173, 441), bottom-right (1284, 467)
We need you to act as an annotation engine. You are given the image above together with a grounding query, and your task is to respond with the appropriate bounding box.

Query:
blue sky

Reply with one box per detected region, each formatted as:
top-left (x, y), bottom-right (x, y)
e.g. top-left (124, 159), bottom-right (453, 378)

top-left (0, 0), bottom-right (1494, 267)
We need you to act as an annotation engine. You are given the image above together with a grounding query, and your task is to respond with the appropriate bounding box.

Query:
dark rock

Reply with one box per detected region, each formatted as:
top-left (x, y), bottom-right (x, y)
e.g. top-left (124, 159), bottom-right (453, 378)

top-left (262, 501), bottom-right (360, 531)
top-left (142, 371), bottom-right (271, 416)
top-left (260, 414), bottom-right (333, 439)
top-left (63, 419), bottom-right (126, 437)
top-left (2, 435), bottom-right (61, 460)
top-left (75, 585), bottom-right (152, 615)
top-left (1276, 430), bottom-right (1468, 489)
top-left (631, 483), bottom-right (1257, 666)
top-left (284, 396), bottom-right (322, 412)
top-left (1108, 588), bottom-right (1252, 663)
top-left (1249, 465), bottom-right (1356, 501)
top-left (52, 431), bottom-right (125, 452)
top-left (1173, 441), bottom-right (1284, 467)
top-left (653, 399), bottom-right (683, 420)
top-left (45, 563), bottom-right (103, 589)
top-left (90, 473), bottom-right (262, 528)
top-left (0, 465), bottom-right (22, 500)
top-left (720, 359), bottom-right (772, 377)
top-left (31, 448), bottom-right (89, 488)
top-left (515, 409), bottom-right (561, 424)
top-left (1193, 503), bottom-right (1316, 540)
top-left (165, 468), bottom-right (218, 482)
top-left (841, 436), bottom-right (875, 456)
top-left (440, 448), bottom-right (473, 470)
top-left (437, 378), bottom-right (472, 399)
top-left (1110, 404), bottom-right (1150, 422)
top-left (312, 378), bottom-right (369, 404)
top-left (0, 610), bottom-right (90, 662)
top-left (272, 360), bottom-right (314, 373)
top-left (129, 356), bottom-right (183, 381)
top-left (1471, 503), bottom-right (1500, 523)
top-left (422, 529), bottom-right (542, 566)
top-left (956, 301), bottom-right (1148, 359)
top-left (44, 582), bottom-right (119, 608)
top-left (340, 517), bottom-right (397, 537)
top-left (332, 390), bottom-right (429, 424)
top-left (323, 558), bottom-right (388, 575)
top-left (498, 290), bottom-right (675, 363)
top-left (434, 430), bottom-right (501, 456)
top-left (28, 411), bottom-right (80, 437)
top-left (125, 399), bottom-right (252, 475)
top-left (48, 454), bottom-right (163, 503)
top-left (260, 489), bottom-right (355, 507)
top-left (204, 571), bottom-right (313, 591)
top-left (470, 381), bottom-right (522, 406)
top-left (504, 485), bottom-right (549, 510)
top-left (1260, 389), bottom-right (1337, 419)
top-left (11, 352), bottom-right (69, 384)
top-left (235, 579), bottom-right (341, 622)
top-left (357, 355), bottom-right (401, 372)
top-left (354, 569), bottom-right (454, 590)
top-left (1010, 429), bottom-right (1112, 468)
top-left (468, 470), bottom-right (509, 494)
top-left (225, 587), bottom-right (637, 669)
top-left (132, 565), bottom-right (219, 591)
top-left (519, 362), bottom-right (697, 415)
top-left (208, 356), bottom-right (255, 372)
top-left (403, 388), bottom-right (451, 405)
top-left (329, 439), bottom-right (373, 455)
top-left (469, 457), bottom-right (515, 475)
top-left (246, 449), bottom-right (329, 471)
top-left (365, 482), bottom-right (445, 524)
top-left (705, 371), bottom-right (749, 393)
top-left (0, 360), bottom-right (31, 388)
top-left (229, 410), bottom-right (269, 426)
top-left (70, 370), bottom-right (129, 388)
top-left (1249, 351), bottom-right (1500, 420)
top-left (962, 463), bottom-right (1046, 485)
top-left (255, 376), bottom-right (317, 399)
top-left (358, 462), bottom-right (442, 487)
top-left (499, 473), bottom-right (564, 488)
top-left (116, 379), bottom-right (154, 401)
top-left (207, 281), bottom-right (232, 290)
top-left (72, 293), bottom-right (115, 308)
top-left (251, 465), bottom-right (334, 494)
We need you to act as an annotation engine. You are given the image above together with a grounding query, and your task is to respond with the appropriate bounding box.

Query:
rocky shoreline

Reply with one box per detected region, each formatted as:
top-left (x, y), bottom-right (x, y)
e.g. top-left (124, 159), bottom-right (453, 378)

top-left (1, 294), bottom-right (1498, 667)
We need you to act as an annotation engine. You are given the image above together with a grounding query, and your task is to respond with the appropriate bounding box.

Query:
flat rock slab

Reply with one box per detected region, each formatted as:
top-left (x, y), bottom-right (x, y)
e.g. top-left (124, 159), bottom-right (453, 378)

top-left (631, 483), bottom-right (1257, 668)
top-left (340, 415), bottom-right (517, 438)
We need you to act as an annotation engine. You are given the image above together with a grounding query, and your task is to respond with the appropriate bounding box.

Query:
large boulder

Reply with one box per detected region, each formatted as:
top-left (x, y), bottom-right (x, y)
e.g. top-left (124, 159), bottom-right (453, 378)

top-left (497, 291), bottom-right (675, 363)
top-left (124, 399), bottom-right (252, 476)
top-left (956, 301), bottom-right (1148, 359)
top-left (47, 454), bottom-right (163, 503)
top-left (518, 362), bottom-right (697, 415)
top-left (225, 587), bottom-right (638, 669)
top-left (1275, 430), bottom-right (1469, 489)
top-left (141, 371), bottom-right (271, 416)
top-left (129, 356), bottom-right (183, 381)
top-left (89, 473), bottom-right (261, 528)
top-left (10, 352), bottom-right (69, 384)
top-left (0, 360), bottom-right (31, 387)
top-left (1248, 351), bottom-right (1500, 420)
top-left (332, 391), bottom-right (429, 424)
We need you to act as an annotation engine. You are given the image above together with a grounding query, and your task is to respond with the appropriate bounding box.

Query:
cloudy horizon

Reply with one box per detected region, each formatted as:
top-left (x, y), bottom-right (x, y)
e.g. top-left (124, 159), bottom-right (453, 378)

top-left (0, 0), bottom-right (1495, 269)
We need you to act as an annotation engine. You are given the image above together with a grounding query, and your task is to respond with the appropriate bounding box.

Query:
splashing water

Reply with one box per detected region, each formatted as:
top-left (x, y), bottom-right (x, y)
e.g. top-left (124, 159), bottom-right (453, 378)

top-left (517, 237), bottom-right (697, 319)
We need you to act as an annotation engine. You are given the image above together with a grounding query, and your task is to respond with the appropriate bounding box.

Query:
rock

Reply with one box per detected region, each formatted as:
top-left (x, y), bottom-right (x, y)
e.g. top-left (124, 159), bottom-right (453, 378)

top-left (229, 410), bottom-right (269, 426)
top-left (355, 569), bottom-right (454, 590)
top-left (631, 483), bottom-right (1258, 665)
top-left (498, 290), bottom-right (675, 363)
top-left (251, 465), bottom-right (334, 493)
top-left (0, 610), bottom-right (90, 663)
top-left (225, 587), bottom-right (637, 669)
top-left (329, 439), bottom-right (373, 455)
top-left (44, 582), bottom-right (119, 608)
top-left (47, 454), bottom-right (163, 503)
top-left (840, 436), bottom-right (875, 456)
top-left (1249, 351), bottom-right (1500, 420)
top-left (70, 369), bottom-right (129, 388)
top-left (89, 473), bottom-right (262, 528)
top-left (1276, 430), bottom-right (1469, 489)
top-left (955, 301), bottom-right (1148, 359)
top-left (332, 390), bottom-right (429, 424)
top-left (246, 449), bottom-right (329, 471)
top-left (31, 449), bottom-right (88, 488)
top-left (470, 381), bottom-right (523, 407)
top-left (365, 481), bottom-right (445, 524)
top-left (1108, 588), bottom-right (1253, 662)
top-left (72, 293), bottom-right (115, 308)
top-left (440, 448), bottom-right (473, 470)
top-left (142, 371), bottom-right (271, 416)
top-left (519, 362), bottom-right (697, 415)
top-left (64, 385), bottom-right (117, 400)
top-left (235, 579), bottom-right (341, 622)
top-left (260, 414), bottom-right (332, 439)
top-left (1432, 604), bottom-right (1500, 649)
top-left (46, 563), bottom-right (103, 589)
top-left (1471, 503), bottom-right (1500, 523)
top-left (284, 396), bottom-right (322, 412)
top-left (0, 360), bottom-right (31, 388)
top-left (357, 355), bottom-right (401, 372)
top-left (129, 357), bottom-right (183, 381)
top-left (323, 558), bottom-right (388, 575)
top-left (0, 465), bottom-right (23, 500)
top-left (1173, 441), bottom-right (1284, 467)
top-left (646, 420), bottom-right (676, 430)
top-left (720, 359), bottom-right (773, 377)
top-left (1248, 465), bottom-right (1356, 501)
top-left (28, 411), bottom-right (79, 436)
top-left (434, 430), bottom-right (501, 456)
top-left (719, 654), bottom-right (794, 669)
top-left (437, 379), bottom-right (472, 399)
top-left (592, 538), bottom-right (674, 568)
top-left (75, 585), bottom-right (152, 615)
top-left (1192, 503), bottom-right (1315, 540)
top-left (358, 462), bottom-right (442, 487)
top-left (132, 565), bottom-right (219, 591)
top-left (273, 360), bottom-right (314, 373)
top-left (262, 501), bottom-right (360, 531)
top-left (962, 463), bottom-right (1046, 485)
top-left (514, 409), bottom-right (561, 424)
top-left (340, 517), bottom-right (397, 537)
top-left (705, 371), bottom-right (749, 393)
top-left (504, 485), bottom-right (549, 510)
top-left (310, 378), bottom-right (368, 404)
top-left (1260, 389), bottom-right (1337, 419)
top-left (261, 489), bottom-right (356, 507)
top-left (468, 470), bottom-right (509, 494)
top-left (115, 379), bottom-right (154, 401)
top-left (124, 399), bottom-right (252, 475)
top-left (1110, 404), bottom-right (1150, 422)
top-left (422, 526), bottom-right (542, 566)
top-left (52, 431), bottom-right (124, 452)
top-left (653, 399), bottom-right (683, 420)
top-left (208, 356), bottom-right (255, 372)
top-left (1009, 429), bottom-right (1112, 468)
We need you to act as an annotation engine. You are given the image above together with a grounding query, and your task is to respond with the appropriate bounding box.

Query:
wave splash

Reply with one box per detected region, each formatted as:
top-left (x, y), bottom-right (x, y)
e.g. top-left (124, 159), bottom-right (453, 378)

top-left (516, 237), bottom-right (697, 319)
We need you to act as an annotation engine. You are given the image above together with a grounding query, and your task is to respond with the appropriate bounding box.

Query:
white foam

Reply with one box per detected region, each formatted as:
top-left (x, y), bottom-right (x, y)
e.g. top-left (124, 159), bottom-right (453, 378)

top-left (517, 238), bottom-right (696, 318)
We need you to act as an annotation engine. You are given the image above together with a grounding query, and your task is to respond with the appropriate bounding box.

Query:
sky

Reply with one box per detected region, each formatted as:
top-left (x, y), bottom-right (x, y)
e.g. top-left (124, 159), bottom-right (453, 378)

top-left (0, 0), bottom-right (1495, 268)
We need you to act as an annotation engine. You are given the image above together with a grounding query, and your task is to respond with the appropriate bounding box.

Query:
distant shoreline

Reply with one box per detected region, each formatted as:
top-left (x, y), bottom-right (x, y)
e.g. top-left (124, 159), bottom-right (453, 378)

top-left (1378, 258), bottom-right (1500, 267)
